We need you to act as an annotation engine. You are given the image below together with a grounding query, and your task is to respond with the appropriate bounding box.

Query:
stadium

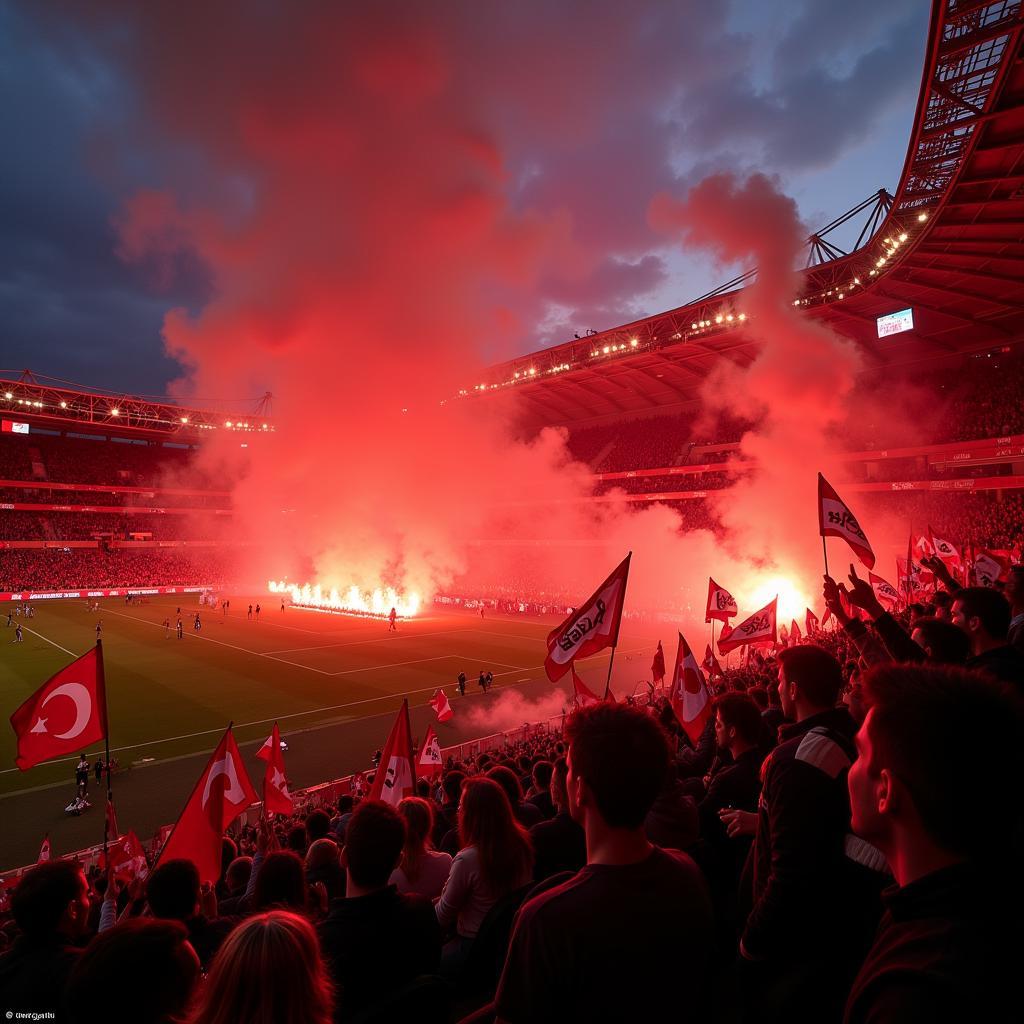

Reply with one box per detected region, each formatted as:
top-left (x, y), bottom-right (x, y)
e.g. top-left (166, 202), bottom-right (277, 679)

top-left (1, 2), bottom-right (1023, 1023)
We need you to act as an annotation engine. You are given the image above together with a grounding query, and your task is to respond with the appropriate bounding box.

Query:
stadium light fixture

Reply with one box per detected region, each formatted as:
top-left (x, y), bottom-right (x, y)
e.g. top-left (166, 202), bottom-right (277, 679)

top-left (715, 314), bottom-right (723, 324)
top-left (180, 416), bottom-right (188, 424)
top-left (738, 313), bottom-right (747, 321)
top-left (3, 392), bottom-right (11, 399)
top-left (111, 408), bottom-right (120, 416)
top-left (60, 401), bottom-right (67, 408)
top-left (917, 212), bottom-right (927, 222)
top-left (602, 345), bottom-right (610, 354)
top-left (630, 337), bottom-right (638, 347)
top-left (899, 233), bottom-right (907, 242)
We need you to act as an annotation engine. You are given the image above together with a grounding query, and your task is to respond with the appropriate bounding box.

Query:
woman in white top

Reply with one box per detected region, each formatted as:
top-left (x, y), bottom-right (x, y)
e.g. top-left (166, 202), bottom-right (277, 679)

top-left (435, 776), bottom-right (533, 976)
top-left (389, 797), bottom-right (452, 900)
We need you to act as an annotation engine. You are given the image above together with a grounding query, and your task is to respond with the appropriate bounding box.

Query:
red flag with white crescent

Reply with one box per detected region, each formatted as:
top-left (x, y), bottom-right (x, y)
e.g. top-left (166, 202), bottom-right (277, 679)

top-left (37, 836), bottom-right (51, 863)
top-left (718, 598), bottom-right (777, 655)
top-left (544, 554), bottom-right (631, 682)
top-left (106, 830), bottom-right (150, 883)
top-left (417, 725), bottom-right (443, 779)
top-left (805, 608), bottom-right (819, 635)
top-left (702, 644), bottom-right (724, 679)
top-left (261, 722), bottom-right (294, 817)
top-left (10, 645), bottom-right (108, 771)
top-left (156, 725), bottom-right (258, 882)
top-left (429, 688), bottom-right (454, 723)
top-left (368, 700), bottom-right (416, 807)
top-left (705, 578), bottom-right (738, 623)
top-left (669, 633), bottom-right (711, 743)
top-left (818, 473), bottom-right (875, 569)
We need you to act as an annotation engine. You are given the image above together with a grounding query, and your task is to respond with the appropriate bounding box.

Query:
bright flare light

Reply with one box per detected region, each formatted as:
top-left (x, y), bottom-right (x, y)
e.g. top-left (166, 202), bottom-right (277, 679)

top-left (743, 573), bottom-right (815, 626)
top-left (269, 580), bottom-right (421, 618)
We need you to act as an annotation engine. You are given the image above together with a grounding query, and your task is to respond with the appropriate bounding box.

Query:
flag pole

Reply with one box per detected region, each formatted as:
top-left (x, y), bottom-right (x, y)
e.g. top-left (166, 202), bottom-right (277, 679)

top-left (602, 550), bottom-right (631, 700)
top-left (97, 640), bottom-right (113, 858)
top-left (602, 646), bottom-right (617, 701)
top-left (822, 537), bottom-right (830, 579)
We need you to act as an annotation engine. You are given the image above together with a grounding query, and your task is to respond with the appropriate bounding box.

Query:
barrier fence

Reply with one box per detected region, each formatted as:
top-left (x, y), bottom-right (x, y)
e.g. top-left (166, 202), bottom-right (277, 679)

top-left (2, 714), bottom-right (567, 882)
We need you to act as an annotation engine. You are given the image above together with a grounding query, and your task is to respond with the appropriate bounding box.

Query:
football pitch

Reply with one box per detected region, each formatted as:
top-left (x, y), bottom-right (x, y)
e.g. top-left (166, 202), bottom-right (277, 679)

top-left (0, 594), bottom-right (660, 870)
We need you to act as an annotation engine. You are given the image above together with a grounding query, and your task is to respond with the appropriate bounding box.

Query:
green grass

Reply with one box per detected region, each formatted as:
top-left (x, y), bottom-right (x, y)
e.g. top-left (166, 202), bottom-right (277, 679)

top-left (0, 595), bottom-right (659, 797)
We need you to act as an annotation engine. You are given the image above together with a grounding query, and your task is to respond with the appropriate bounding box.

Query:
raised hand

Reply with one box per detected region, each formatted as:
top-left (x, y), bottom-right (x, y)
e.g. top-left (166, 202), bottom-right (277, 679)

top-left (845, 564), bottom-right (884, 618)
top-left (823, 575), bottom-right (850, 625)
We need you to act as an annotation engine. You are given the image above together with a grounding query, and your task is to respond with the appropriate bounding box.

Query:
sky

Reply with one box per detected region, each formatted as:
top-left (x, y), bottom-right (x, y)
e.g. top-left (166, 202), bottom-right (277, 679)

top-left (0, 0), bottom-right (928, 401)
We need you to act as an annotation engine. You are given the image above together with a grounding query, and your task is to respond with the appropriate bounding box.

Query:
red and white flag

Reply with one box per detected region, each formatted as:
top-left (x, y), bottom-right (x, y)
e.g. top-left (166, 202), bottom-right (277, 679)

top-left (718, 597), bottom-right (777, 655)
top-left (898, 557), bottom-right (933, 597)
top-left (417, 725), bottom-right (444, 779)
top-left (974, 549), bottom-right (1009, 587)
top-left (105, 831), bottom-right (149, 883)
top-left (429, 688), bottom-right (454, 723)
top-left (790, 619), bottom-right (802, 643)
top-left (651, 642), bottom-right (666, 685)
top-left (822, 605), bottom-right (834, 628)
top-left (869, 572), bottom-right (902, 610)
top-left (10, 645), bottom-right (108, 771)
top-left (805, 608), bottom-right (819, 635)
top-left (669, 633), bottom-right (711, 743)
top-left (779, 623), bottom-right (790, 647)
top-left (260, 722), bottom-right (293, 817)
top-left (570, 665), bottom-right (603, 708)
top-left (37, 836), bottom-right (51, 863)
top-left (702, 644), bottom-right (724, 679)
top-left (705, 578), bottom-right (738, 623)
top-left (368, 700), bottom-right (416, 807)
top-left (157, 725), bottom-right (257, 882)
top-left (818, 473), bottom-right (875, 569)
top-left (1, 420), bottom-right (29, 434)
top-left (915, 534), bottom-right (934, 557)
top-left (544, 554), bottom-right (631, 682)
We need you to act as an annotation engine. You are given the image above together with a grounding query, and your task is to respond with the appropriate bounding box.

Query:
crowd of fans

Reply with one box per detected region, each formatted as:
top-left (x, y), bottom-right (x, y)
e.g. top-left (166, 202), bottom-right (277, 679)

top-left (0, 511), bottom-right (234, 543)
top-left (4, 560), bottom-right (1019, 1022)
top-left (0, 547), bottom-right (238, 591)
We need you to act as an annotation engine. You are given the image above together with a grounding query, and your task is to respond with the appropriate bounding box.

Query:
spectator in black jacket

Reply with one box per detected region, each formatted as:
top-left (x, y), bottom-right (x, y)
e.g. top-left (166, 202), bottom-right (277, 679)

top-left (739, 645), bottom-right (886, 1024)
top-left (845, 663), bottom-right (1024, 1023)
top-left (319, 800), bottom-right (440, 1020)
top-left (951, 586), bottom-right (1024, 690)
top-left (529, 757), bottom-right (585, 881)
top-left (0, 861), bottom-right (91, 1017)
top-left (1007, 565), bottom-right (1024, 651)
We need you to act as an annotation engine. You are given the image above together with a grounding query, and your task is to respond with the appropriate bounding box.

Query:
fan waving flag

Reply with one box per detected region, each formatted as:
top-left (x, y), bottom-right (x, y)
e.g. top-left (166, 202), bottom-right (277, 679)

top-left (368, 700), bottom-right (416, 807)
top-left (261, 722), bottom-right (294, 817)
top-left (157, 725), bottom-right (257, 882)
top-left (10, 645), bottom-right (108, 771)
top-left (651, 642), bottom-right (666, 685)
top-left (805, 608), bottom-right (819, 635)
top-left (570, 665), bottom-right (602, 708)
top-left (417, 726), bottom-right (443, 779)
top-left (818, 473), bottom-right (875, 569)
top-left (705, 578), bottom-right (738, 623)
top-left (669, 634), bottom-right (711, 743)
top-left (544, 554), bottom-right (631, 682)
top-left (429, 688), bottom-right (454, 723)
top-left (718, 598), bottom-right (777, 655)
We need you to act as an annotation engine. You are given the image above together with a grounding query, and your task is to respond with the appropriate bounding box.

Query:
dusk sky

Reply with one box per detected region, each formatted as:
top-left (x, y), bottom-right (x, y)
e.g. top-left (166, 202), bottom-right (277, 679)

top-left (0, 0), bottom-right (928, 400)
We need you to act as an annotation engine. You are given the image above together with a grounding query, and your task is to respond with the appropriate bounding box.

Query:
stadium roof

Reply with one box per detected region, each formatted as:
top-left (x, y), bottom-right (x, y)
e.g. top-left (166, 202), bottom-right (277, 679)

top-left (466, 0), bottom-right (1024, 427)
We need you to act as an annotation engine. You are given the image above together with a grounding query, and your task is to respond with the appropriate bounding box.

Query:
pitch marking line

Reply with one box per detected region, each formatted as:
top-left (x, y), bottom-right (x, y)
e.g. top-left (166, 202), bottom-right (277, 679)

top-left (14, 625), bottom-right (79, 658)
top-left (0, 644), bottom-right (650, 782)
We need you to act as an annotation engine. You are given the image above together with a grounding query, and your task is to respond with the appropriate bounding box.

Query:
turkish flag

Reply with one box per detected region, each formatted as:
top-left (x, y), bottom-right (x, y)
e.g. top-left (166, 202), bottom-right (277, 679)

top-left (669, 633), bottom-right (711, 743)
top-left (261, 722), bottom-right (294, 817)
top-left (702, 644), bottom-right (724, 679)
top-left (544, 554), bottom-right (631, 682)
top-left (157, 725), bottom-right (257, 882)
top-left (651, 641), bottom-right (666, 684)
top-left (10, 645), bottom-right (108, 771)
top-left (37, 836), bottom-right (51, 863)
top-left (790, 619), bottom-right (802, 643)
top-left (417, 725), bottom-right (443, 779)
top-left (105, 830), bottom-right (149, 883)
top-left (805, 608), bottom-right (819, 635)
top-left (818, 473), bottom-right (875, 569)
top-left (429, 688), bottom-right (454, 723)
top-left (705, 578), bottom-right (738, 623)
top-left (718, 598), bottom-right (777, 655)
top-left (368, 700), bottom-right (416, 807)
top-left (570, 665), bottom-right (603, 707)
